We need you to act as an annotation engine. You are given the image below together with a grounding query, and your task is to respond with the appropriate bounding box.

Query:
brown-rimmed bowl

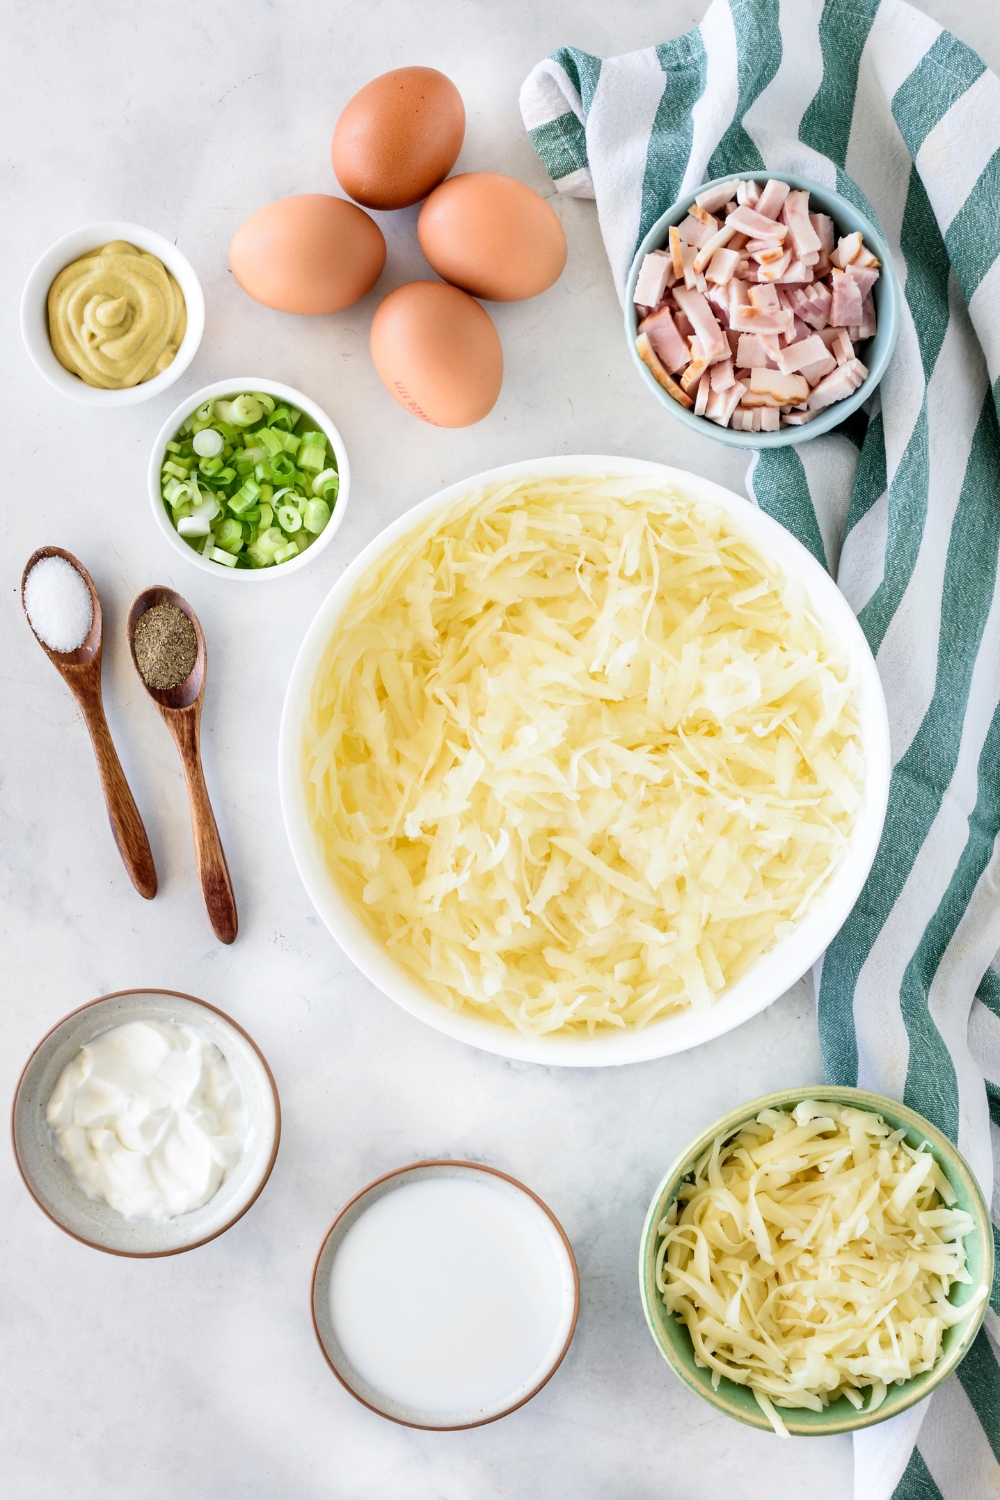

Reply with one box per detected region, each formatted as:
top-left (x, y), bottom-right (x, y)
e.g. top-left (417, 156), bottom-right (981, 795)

top-left (12, 988), bottom-right (280, 1256)
top-left (311, 1160), bottom-right (579, 1429)
top-left (639, 1085), bottom-right (993, 1434)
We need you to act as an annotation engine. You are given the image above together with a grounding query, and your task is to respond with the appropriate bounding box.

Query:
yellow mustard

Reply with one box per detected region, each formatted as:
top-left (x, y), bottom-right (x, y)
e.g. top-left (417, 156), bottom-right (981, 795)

top-left (47, 240), bottom-right (187, 389)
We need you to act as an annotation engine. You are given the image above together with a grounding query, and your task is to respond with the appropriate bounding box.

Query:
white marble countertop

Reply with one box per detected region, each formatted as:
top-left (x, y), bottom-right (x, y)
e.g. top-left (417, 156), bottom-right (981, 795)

top-left (3, 2), bottom-right (995, 1496)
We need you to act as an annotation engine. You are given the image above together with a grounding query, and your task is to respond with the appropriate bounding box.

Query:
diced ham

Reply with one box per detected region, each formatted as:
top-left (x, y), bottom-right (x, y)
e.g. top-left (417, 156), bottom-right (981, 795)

top-left (677, 213), bottom-right (717, 249)
top-left (639, 305), bottom-right (690, 373)
top-left (727, 203), bottom-right (788, 240)
top-left (705, 381), bottom-right (743, 425)
top-left (730, 301), bottom-right (793, 336)
top-left (680, 338), bottom-right (712, 392)
top-left (736, 333), bottom-right (774, 368)
top-left (811, 213), bottom-right (835, 254)
top-left (711, 359), bottom-right (736, 391)
top-left (785, 282), bottom-right (832, 328)
top-left (757, 251), bottom-right (793, 283)
top-left (695, 181), bottom-right (738, 214)
top-left (780, 190), bottom-right (822, 257)
top-left (805, 357), bottom-right (868, 410)
top-left (782, 410), bottom-right (817, 426)
top-left (777, 260), bottom-right (816, 284)
top-left (693, 223), bottom-right (737, 272)
top-left (831, 329), bottom-right (854, 364)
top-left (749, 284), bottom-right (780, 311)
top-left (755, 179), bottom-right (791, 221)
top-left (831, 231), bottom-right (863, 268)
top-left (672, 287), bottom-right (729, 362)
top-left (846, 263), bottom-right (880, 300)
top-left (776, 333), bottom-right (829, 375)
top-left (830, 268), bottom-right (864, 327)
top-left (737, 180), bottom-right (761, 207)
top-left (798, 352), bottom-right (838, 385)
top-left (854, 291), bottom-right (877, 340)
top-left (705, 285), bottom-right (731, 325)
top-left (633, 252), bottom-right (673, 307)
top-left (726, 327), bottom-right (741, 358)
top-left (635, 332), bottom-right (694, 407)
top-left (706, 247), bottom-right (741, 284)
top-left (749, 368), bottom-right (810, 404)
top-left (668, 225), bottom-right (684, 277)
top-left (694, 373), bottom-right (710, 416)
top-left (759, 406), bottom-right (780, 431)
top-left (673, 308), bottom-right (694, 338)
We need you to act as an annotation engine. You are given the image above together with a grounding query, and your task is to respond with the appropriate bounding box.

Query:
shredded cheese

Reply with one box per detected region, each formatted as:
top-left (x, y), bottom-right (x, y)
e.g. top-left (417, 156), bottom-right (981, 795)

top-left (657, 1100), bottom-right (987, 1435)
top-left (303, 476), bottom-right (863, 1035)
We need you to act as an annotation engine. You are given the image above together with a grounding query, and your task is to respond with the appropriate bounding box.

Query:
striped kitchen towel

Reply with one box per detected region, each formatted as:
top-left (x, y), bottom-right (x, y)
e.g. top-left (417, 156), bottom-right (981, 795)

top-left (522, 3), bottom-right (1000, 1496)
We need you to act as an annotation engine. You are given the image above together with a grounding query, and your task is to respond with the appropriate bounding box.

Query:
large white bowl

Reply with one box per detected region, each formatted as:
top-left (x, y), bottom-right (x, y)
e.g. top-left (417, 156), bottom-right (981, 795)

top-left (20, 220), bottom-right (205, 407)
top-left (148, 378), bottom-right (351, 581)
top-left (279, 456), bottom-right (891, 1067)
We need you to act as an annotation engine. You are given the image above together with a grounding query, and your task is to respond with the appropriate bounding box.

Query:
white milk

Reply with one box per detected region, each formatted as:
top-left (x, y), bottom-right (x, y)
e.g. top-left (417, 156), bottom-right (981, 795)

top-left (329, 1174), bottom-right (570, 1413)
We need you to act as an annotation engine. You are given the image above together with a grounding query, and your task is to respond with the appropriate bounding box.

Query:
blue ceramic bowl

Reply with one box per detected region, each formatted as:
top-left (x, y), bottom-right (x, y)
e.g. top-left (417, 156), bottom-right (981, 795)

top-left (639, 1086), bottom-right (993, 1435)
top-left (624, 173), bottom-right (900, 449)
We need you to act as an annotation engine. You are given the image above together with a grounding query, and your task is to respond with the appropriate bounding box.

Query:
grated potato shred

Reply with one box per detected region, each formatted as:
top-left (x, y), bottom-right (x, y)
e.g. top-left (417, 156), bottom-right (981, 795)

top-left (657, 1101), bottom-right (986, 1435)
top-left (303, 476), bottom-right (863, 1035)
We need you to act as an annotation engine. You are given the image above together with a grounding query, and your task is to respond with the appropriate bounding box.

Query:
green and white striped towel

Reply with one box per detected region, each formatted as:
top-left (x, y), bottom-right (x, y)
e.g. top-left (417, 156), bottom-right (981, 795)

top-left (522, 3), bottom-right (1000, 1495)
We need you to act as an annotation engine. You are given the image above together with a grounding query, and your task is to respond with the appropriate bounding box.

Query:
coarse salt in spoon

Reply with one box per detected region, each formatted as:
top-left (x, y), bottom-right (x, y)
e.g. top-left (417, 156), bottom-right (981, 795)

top-left (21, 547), bottom-right (157, 900)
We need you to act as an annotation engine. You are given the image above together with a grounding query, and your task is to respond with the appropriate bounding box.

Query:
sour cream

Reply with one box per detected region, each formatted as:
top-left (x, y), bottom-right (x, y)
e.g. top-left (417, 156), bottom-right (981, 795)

top-left (46, 1019), bottom-right (247, 1220)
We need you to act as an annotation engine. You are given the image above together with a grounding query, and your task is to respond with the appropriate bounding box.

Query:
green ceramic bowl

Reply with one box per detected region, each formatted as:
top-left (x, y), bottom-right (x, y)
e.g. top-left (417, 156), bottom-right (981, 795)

top-left (639, 1085), bottom-right (993, 1435)
top-left (624, 173), bottom-right (900, 449)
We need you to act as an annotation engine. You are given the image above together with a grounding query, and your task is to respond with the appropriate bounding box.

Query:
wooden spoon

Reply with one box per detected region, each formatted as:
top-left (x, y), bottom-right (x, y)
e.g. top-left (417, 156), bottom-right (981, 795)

top-left (127, 587), bottom-right (238, 945)
top-left (21, 547), bottom-right (157, 900)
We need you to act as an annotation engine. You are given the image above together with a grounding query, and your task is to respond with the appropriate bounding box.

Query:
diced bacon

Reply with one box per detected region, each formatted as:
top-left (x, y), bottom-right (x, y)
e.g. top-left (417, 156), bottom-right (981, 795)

top-left (799, 352), bottom-right (838, 385)
top-left (753, 244), bottom-right (789, 268)
top-left (736, 333), bottom-right (773, 368)
top-left (694, 372), bottom-right (710, 416)
top-left (730, 301), bottom-right (793, 336)
top-left (759, 406), bottom-right (780, 431)
top-left (726, 203), bottom-right (787, 240)
top-left (680, 338), bottom-right (712, 392)
top-left (775, 333), bottom-right (829, 375)
top-left (705, 381), bottom-right (743, 425)
top-left (693, 223), bottom-right (737, 272)
top-left (777, 260), bottom-right (815, 284)
top-left (695, 181), bottom-right (738, 214)
top-left (855, 291), bottom-right (877, 340)
top-left (672, 287), bottom-right (729, 362)
top-left (805, 357), bottom-right (868, 410)
top-left (746, 237), bottom-right (786, 256)
top-left (831, 329), bottom-right (853, 364)
top-left (846, 263), bottom-right (880, 300)
top-left (831, 231), bottom-right (863, 268)
top-left (811, 213), bottom-right (835, 254)
top-left (639, 305), bottom-right (690, 373)
top-left (706, 247), bottom-right (741, 284)
top-left (673, 307), bottom-right (694, 338)
top-left (780, 190), bottom-right (822, 257)
top-left (737, 179), bottom-right (761, 207)
top-left (757, 251), bottom-right (792, 283)
top-left (853, 245), bottom-right (881, 269)
top-left (711, 358), bottom-right (736, 391)
top-left (785, 282), bottom-right (832, 328)
top-left (727, 327), bottom-right (741, 358)
top-left (635, 332), bottom-right (694, 407)
top-left (749, 284), bottom-right (780, 312)
top-left (782, 410), bottom-right (817, 426)
top-left (633, 252), bottom-right (673, 307)
top-left (830, 268), bottom-right (864, 327)
top-left (677, 213), bottom-right (716, 249)
top-left (669, 225), bottom-right (684, 277)
top-left (755, 179), bottom-right (791, 221)
top-left (749, 368), bottom-right (810, 404)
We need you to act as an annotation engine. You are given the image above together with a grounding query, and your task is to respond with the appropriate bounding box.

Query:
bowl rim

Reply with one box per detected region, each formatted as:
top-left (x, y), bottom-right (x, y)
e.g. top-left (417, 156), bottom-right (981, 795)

top-left (278, 453), bottom-right (891, 1067)
top-left (19, 220), bottom-right (206, 407)
top-left (147, 377), bottom-right (351, 581)
top-left (11, 987), bottom-right (282, 1257)
top-left (624, 171), bottom-right (901, 449)
top-left (638, 1084), bottom-right (995, 1434)
top-left (310, 1158), bottom-right (580, 1429)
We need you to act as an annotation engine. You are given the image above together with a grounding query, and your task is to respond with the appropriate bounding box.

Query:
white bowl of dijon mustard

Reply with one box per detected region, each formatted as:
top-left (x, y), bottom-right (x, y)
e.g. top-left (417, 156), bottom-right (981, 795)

top-left (20, 221), bottom-right (205, 407)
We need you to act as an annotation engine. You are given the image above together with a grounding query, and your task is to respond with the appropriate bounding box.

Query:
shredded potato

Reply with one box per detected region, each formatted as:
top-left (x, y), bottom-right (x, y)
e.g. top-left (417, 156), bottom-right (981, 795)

top-left (303, 476), bottom-right (863, 1035)
top-left (658, 1100), bottom-right (986, 1434)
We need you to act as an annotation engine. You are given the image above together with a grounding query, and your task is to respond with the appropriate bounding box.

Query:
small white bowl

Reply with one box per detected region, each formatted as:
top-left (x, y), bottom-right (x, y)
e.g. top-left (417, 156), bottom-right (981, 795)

top-left (311, 1160), bottom-right (580, 1429)
top-left (12, 988), bottom-right (280, 1256)
top-left (149, 378), bottom-right (351, 581)
top-left (279, 455), bottom-right (891, 1068)
top-left (20, 221), bottom-right (205, 407)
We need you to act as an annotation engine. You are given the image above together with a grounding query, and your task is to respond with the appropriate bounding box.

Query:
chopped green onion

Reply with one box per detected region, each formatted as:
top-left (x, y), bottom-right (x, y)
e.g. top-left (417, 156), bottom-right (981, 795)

top-left (229, 478), bottom-right (262, 514)
top-left (215, 467), bottom-right (236, 485)
top-left (278, 430), bottom-right (301, 454)
top-left (258, 502), bottom-right (273, 529)
top-left (273, 542), bottom-right (299, 564)
top-left (165, 440), bottom-right (183, 455)
top-left (215, 518), bottom-right (244, 552)
top-left (257, 427), bottom-right (284, 459)
top-left (251, 392), bottom-right (276, 414)
top-left (210, 547), bottom-right (239, 568)
top-left (271, 453), bottom-right (296, 481)
top-left (304, 499), bottom-right (331, 534)
top-left (178, 515), bottom-right (212, 538)
top-left (297, 432), bottom-right (327, 471)
top-left (268, 406), bottom-right (292, 430)
top-left (276, 504), bottom-right (301, 533)
top-left (193, 428), bottom-right (224, 458)
top-left (162, 460), bottom-right (190, 481)
top-left (163, 476), bottom-right (187, 505)
top-left (311, 467), bottom-right (338, 497)
top-left (254, 462), bottom-right (274, 484)
top-left (199, 455), bottom-right (224, 477)
top-left (195, 399), bottom-right (215, 422)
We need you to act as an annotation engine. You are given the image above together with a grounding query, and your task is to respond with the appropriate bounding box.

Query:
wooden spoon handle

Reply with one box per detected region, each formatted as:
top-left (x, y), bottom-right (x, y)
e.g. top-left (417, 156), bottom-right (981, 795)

top-left (175, 733), bottom-right (238, 945)
top-left (78, 696), bottom-right (158, 900)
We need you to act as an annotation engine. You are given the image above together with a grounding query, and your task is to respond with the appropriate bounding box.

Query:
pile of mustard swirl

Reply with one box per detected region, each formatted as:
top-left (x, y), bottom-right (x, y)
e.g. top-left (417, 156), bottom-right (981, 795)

top-left (47, 240), bottom-right (187, 389)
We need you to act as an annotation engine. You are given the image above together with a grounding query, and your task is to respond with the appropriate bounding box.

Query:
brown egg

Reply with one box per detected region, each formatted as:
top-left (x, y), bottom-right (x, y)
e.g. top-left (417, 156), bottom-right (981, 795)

top-left (417, 173), bottom-right (567, 302)
top-left (332, 67), bottom-right (465, 211)
top-left (230, 194), bottom-right (385, 314)
top-left (370, 281), bottom-right (503, 427)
